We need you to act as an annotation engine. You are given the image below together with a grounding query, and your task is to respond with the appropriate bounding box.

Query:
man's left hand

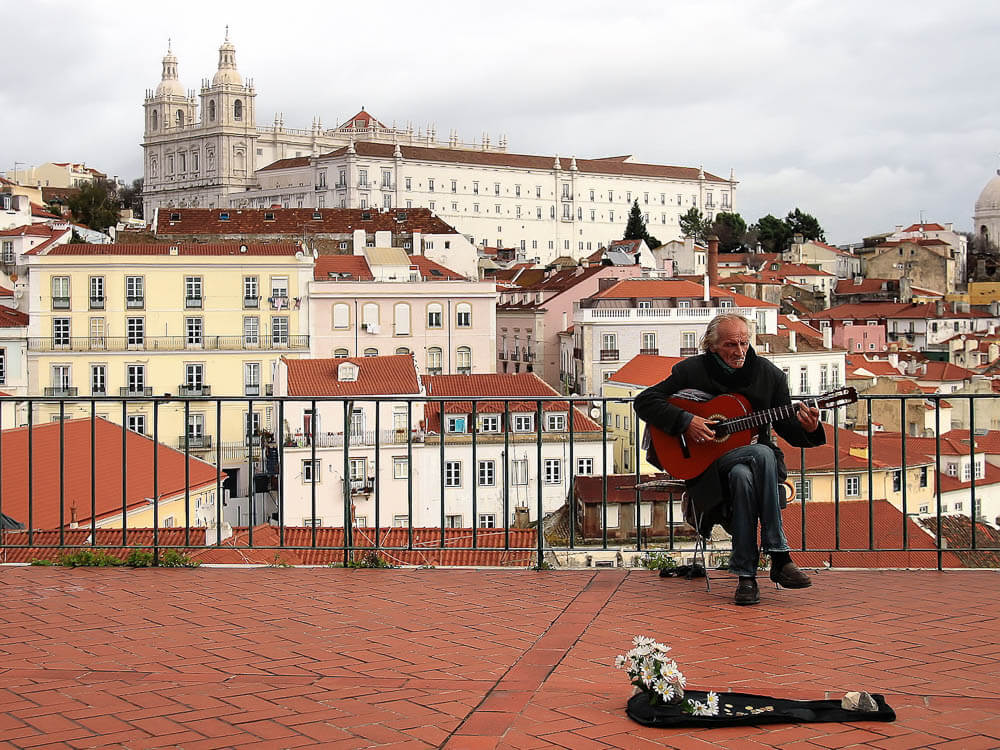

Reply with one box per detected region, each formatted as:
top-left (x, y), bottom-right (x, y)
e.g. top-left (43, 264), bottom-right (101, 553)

top-left (796, 402), bottom-right (820, 432)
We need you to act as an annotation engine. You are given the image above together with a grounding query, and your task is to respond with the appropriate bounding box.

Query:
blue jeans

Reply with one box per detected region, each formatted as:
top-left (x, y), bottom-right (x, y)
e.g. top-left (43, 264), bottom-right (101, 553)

top-left (715, 444), bottom-right (789, 577)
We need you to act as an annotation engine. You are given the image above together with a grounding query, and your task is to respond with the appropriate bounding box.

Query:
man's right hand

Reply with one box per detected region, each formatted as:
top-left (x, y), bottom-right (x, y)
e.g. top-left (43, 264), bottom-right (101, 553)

top-left (684, 414), bottom-right (718, 444)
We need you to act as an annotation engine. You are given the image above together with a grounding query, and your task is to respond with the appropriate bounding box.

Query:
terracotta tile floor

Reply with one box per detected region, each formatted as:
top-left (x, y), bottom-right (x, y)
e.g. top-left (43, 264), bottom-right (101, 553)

top-left (0, 567), bottom-right (998, 749)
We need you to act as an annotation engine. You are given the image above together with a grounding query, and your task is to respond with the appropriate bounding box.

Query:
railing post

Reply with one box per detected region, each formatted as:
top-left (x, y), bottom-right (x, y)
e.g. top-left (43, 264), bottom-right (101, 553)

top-left (153, 399), bottom-right (159, 566)
top-left (536, 399), bottom-right (544, 568)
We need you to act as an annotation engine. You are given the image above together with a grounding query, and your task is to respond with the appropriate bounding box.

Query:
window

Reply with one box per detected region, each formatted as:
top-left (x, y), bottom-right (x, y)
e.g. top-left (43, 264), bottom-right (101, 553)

top-left (126, 276), bottom-right (144, 308)
top-left (127, 415), bottom-right (146, 435)
top-left (89, 317), bottom-right (105, 349)
top-left (920, 466), bottom-right (928, 488)
top-left (272, 316), bottom-right (288, 345)
top-left (185, 363), bottom-right (204, 392)
top-left (794, 479), bottom-right (811, 501)
top-left (642, 332), bottom-right (656, 352)
top-left (185, 276), bottom-right (203, 307)
top-left (427, 347), bottom-right (442, 374)
top-left (244, 276), bottom-right (259, 307)
top-left (244, 362), bottom-right (260, 396)
top-left (546, 413), bottom-right (567, 431)
top-left (53, 318), bottom-right (70, 347)
top-left (846, 475), bottom-right (860, 497)
top-left (478, 513), bottom-right (496, 529)
top-left (799, 367), bottom-right (808, 394)
top-left (512, 459), bottom-right (528, 485)
top-left (513, 414), bottom-right (534, 432)
top-left (394, 302), bottom-right (411, 335)
top-left (456, 346), bottom-right (471, 373)
top-left (49, 277), bottom-right (70, 309)
top-left (456, 303), bottom-right (472, 327)
top-left (185, 317), bottom-right (203, 345)
top-left (2, 240), bottom-right (13, 264)
top-left (393, 457), bottom-right (409, 479)
top-left (954, 501), bottom-right (964, 512)
top-left (428, 178), bottom-right (434, 192)
top-left (446, 415), bottom-right (467, 433)
top-left (333, 303), bottom-right (350, 329)
top-left (892, 470), bottom-right (902, 493)
top-left (919, 505), bottom-right (929, 514)
top-left (186, 413), bottom-right (204, 441)
top-left (682, 331), bottom-right (696, 350)
top-left (478, 460), bottom-right (495, 486)
top-left (0, 348), bottom-right (5, 384)
top-left (427, 303), bottom-right (443, 328)
top-left (494, 183), bottom-right (501, 196)
top-left (233, 99), bottom-right (242, 120)
top-left (89, 276), bottom-right (105, 308)
top-left (577, 457), bottom-right (594, 475)
top-left (243, 316), bottom-right (259, 346)
top-left (544, 459), bottom-right (561, 484)
top-left (480, 415), bottom-right (500, 432)
top-left (302, 459), bottom-right (320, 483)
top-left (51, 364), bottom-right (70, 392)
top-left (820, 364), bottom-right (829, 391)
top-left (126, 364), bottom-right (145, 395)
top-left (333, 348), bottom-right (349, 358)
top-left (445, 461), bottom-right (461, 487)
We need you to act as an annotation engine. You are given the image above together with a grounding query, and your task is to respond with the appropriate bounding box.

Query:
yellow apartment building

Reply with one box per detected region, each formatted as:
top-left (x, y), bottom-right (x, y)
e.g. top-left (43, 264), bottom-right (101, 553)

top-left (24, 242), bottom-right (313, 494)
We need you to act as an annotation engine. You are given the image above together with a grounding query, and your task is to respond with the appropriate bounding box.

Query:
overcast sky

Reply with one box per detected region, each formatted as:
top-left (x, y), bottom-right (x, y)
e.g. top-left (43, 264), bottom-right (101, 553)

top-left (2, 0), bottom-right (998, 244)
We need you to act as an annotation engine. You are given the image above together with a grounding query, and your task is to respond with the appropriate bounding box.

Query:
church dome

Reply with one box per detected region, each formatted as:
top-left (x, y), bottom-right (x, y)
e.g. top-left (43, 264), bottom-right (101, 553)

top-left (155, 46), bottom-right (185, 97)
top-left (212, 32), bottom-right (243, 86)
top-left (975, 170), bottom-right (1000, 215)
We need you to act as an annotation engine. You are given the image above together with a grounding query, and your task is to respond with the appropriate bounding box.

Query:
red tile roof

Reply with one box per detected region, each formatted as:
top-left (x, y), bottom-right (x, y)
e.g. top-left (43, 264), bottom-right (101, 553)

top-left (0, 306), bottom-right (28, 327)
top-left (941, 428), bottom-right (1000, 454)
top-left (0, 286), bottom-right (12, 297)
top-left (938, 463), bottom-right (1000, 492)
top-left (336, 109), bottom-right (387, 130)
top-left (845, 355), bottom-right (902, 378)
top-left (34, 242), bottom-right (303, 257)
top-left (0, 418), bottom-right (222, 529)
top-left (591, 279), bottom-right (776, 308)
top-left (407, 255), bottom-right (464, 280)
top-left (0, 223), bottom-right (62, 237)
top-left (900, 222), bottom-right (947, 233)
top-left (607, 354), bottom-right (683, 387)
top-left (261, 141), bottom-right (730, 183)
top-left (421, 373), bottom-right (600, 431)
top-left (778, 315), bottom-right (824, 340)
top-left (913, 361), bottom-right (976, 382)
top-left (573, 474), bottom-right (683, 505)
top-left (285, 355), bottom-right (421, 397)
top-left (833, 277), bottom-right (896, 295)
top-left (313, 255), bottom-right (374, 281)
top-left (918, 516), bottom-right (1000, 567)
top-left (778, 427), bottom-right (889, 472)
top-left (156, 207), bottom-right (459, 236)
top-left (30, 202), bottom-right (60, 219)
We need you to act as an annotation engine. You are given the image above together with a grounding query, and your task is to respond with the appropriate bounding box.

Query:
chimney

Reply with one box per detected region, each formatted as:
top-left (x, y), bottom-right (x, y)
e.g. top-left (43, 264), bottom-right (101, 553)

top-left (789, 330), bottom-right (797, 352)
top-left (703, 273), bottom-right (710, 302)
top-left (823, 327), bottom-right (832, 349)
top-left (707, 234), bottom-right (719, 287)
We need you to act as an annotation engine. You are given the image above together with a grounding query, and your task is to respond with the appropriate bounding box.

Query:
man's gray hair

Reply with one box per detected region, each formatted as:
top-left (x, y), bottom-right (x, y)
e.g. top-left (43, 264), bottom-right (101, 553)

top-left (700, 313), bottom-right (752, 352)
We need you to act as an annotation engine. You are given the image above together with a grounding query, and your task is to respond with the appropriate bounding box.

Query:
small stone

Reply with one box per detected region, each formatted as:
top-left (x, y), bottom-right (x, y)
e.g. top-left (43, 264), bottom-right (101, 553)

top-left (842, 691), bottom-right (878, 712)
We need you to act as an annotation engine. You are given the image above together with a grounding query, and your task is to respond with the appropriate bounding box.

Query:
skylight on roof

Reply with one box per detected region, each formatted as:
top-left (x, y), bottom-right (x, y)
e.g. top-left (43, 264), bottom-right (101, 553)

top-left (169, 212), bottom-right (180, 222)
top-left (264, 212), bottom-right (275, 221)
top-left (312, 211), bottom-right (322, 220)
top-left (429, 269), bottom-right (442, 276)
top-left (219, 212), bottom-right (230, 221)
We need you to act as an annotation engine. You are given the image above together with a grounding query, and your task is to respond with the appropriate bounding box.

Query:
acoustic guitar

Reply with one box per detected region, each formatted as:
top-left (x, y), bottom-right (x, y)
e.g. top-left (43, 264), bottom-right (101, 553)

top-left (647, 387), bottom-right (858, 480)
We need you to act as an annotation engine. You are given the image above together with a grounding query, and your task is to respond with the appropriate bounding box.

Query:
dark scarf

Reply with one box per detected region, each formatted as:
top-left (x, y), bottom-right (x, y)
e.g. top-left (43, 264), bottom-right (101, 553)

top-left (705, 345), bottom-right (759, 389)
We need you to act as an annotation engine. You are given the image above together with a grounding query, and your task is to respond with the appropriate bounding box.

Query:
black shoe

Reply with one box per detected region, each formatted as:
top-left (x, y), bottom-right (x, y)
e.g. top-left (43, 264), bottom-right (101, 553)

top-left (734, 577), bottom-right (759, 606)
top-left (770, 561), bottom-right (812, 589)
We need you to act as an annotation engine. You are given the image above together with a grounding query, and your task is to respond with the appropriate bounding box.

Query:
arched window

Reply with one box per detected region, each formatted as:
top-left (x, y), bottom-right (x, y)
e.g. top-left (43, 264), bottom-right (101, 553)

top-left (395, 347), bottom-right (410, 355)
top-left (151, 110), bottom-right (158, 130)
top-left (427, 303), bottom-right (443, 328)
top-left (457, 346), bottom-right (471, 372)
top-left (234, 99), bottom-right (243, 120)
top-left (362, 303), bottom-right (379, 327)
top-left (333, 348), bottom-right (349, 358)
top-left (176, 109), bottom-right (184, 127)
top-left (363, 348), bottom-right (378, 357)
top-left (208, 100), bottom-right (216, 122)
top-left (333, 303), bottom-right (350, 329)
top-left (456, 302), bottom-right (472, 328)
top-left (427, 347), bottom-right (443, 373)
top-left (394, 302), bottom-right (410, 335)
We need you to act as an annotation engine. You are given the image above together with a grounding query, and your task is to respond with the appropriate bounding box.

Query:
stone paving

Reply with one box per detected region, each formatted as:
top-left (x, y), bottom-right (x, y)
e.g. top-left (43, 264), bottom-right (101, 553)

top-left (0, 566), bottom-right (998, 748)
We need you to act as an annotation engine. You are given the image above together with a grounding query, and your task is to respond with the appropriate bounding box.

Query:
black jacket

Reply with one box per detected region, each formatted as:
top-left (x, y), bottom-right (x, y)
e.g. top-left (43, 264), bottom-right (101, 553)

top-left (634, 346), bottom-right (825, 517)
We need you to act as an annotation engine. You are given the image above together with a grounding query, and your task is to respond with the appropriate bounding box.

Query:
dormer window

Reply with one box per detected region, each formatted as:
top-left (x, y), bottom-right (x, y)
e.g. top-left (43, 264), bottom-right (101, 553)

top-left (312, 211), bottom-right (322, 220)
top-left (337, 362), bottom-right (359, 382)
top-left (264, 212), bottom-right (275, 221)
top-left (361, 211), bottom-right (372, 221)
top-left (446, 415), bottom-right (467, 433)
top-left (219, 212), bottom-right (230, 221)
top-left (546, 413), bottom-right (567, 431)
top-left (169, 212), bottom-right (181, 222)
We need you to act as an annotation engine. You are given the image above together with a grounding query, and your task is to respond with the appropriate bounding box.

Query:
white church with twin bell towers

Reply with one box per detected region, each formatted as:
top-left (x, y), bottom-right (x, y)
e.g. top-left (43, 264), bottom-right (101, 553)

top-left (142, 30), bottom-right (739, 263)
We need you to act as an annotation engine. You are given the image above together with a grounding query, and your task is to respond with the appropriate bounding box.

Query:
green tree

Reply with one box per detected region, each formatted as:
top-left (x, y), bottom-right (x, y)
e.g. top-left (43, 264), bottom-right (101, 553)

top-left (67, 179), bottom-right (120, 232)
top-left (710, 211), bottom-right (747, 252)
top-left (623, 199), bottom-right (660, 249)
top-left (118, 178), bottom-right (144, 219)
top-left (679, 207), bottom-right (710, 243)
top-left (784, 208), bottom-right (825, 243)
top-left (752, 213), bottom-right (791, 253)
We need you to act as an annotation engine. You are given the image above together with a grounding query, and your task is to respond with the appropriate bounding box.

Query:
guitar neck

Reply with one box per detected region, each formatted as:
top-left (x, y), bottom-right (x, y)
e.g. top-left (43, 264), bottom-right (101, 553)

top-left (722, 398), bottom-right (813, 434)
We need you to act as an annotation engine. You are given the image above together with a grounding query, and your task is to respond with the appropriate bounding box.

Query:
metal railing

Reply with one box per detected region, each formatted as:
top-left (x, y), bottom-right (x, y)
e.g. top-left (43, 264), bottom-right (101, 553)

top-left (0, 392), bottom-right (997, 570)
top-left (29, 335), bottom-right (310, 352)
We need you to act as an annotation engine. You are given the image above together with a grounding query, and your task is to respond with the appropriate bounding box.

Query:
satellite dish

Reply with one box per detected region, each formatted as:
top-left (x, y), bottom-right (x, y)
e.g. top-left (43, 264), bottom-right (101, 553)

top-left (239, 244), bottom-right (248, 253)
top-left (589, 407), bottom-right (601, 419)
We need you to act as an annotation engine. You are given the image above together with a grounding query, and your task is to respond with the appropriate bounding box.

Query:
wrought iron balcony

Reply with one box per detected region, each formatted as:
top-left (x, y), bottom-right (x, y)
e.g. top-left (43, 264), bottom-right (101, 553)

top-left (28, 335), bottom-right (309, 352)
top-left (90, 296), bottom-right (105, 310)
top-left (639, 348), bottom-right (659, 356)
top-left (243, 296), bottom-right (260, 309)
top-left (177, 434), bottom-right (213, 450)
top-left (185, 296), bottom-right (203, 309)
top-left (269, 295), bottom-right (290, 310)
top-left (51, 297), bottom-right (70, 310)
top-left (126, 296), bottom-right (144, 309)
top-left (43, 386), bottom-right (78, 397)
top-left (599, 349), bottom-right (619, 362)
top-left (177, 384), bottom-right (212, 396)
top-left (119, 387), bottom-right (153, 396)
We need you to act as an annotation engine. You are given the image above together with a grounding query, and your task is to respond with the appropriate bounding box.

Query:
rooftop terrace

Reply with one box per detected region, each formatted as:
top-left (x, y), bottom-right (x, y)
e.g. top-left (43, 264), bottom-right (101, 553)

top-left (1, 567), bottom-right (998, 748)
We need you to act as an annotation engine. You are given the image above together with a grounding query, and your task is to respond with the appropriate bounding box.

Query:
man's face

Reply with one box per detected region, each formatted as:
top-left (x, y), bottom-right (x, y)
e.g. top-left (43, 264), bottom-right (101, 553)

top-left (711, 320), bottom-right (750, 369)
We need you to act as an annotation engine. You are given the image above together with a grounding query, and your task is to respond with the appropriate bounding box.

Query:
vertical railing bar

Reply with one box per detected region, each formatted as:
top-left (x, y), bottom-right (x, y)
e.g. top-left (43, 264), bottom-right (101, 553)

top-left (935, 399), bottom-right (943, 571)
top-left (439, 400), bottom-right (446, 549)
top-left (407, 399), bottom-right (413, 551)
top-left (471, 400), bottom-right (478, 548)
top-left (89, 403), bottom-right (95, 547)
top-left (867, 404), bottom-right (874, 551)
top-left (969, 396), bottom-right (977, 550)
top-left (342, 400), bottom-right (351, 566)
top-left (27, 404), bottom-right (33, 547)
top-left (0, 403), bottom-right (4, 550)
top-left (153, 400), bottom-right (160, 565)
top-left (601, 399), bottom-right (608, 550)
top-left (799, 446), bottom-right (806, 551)
top-left (503, 400), bottom-right (510, 551)
top-left (535, 399), bottom-right (544, 568)
top-left (567, 397), bottom-right (575, 550)
top-left (247, 397), bottom-right (254, 548)
top-left (278, 399), bottom-right (285, 548)
top-left (633, 399), bottom-right (642, 552)
top-left (900, 397), bottom-right (908, 549)
top-left (121, 400), bottom-right (127, 549)
top-left (374, 399), bottom-right (381, 551)
top-left (311, 398), bottom-right (317, 549)
top-left (183, 399), bottom-right (190, 547)
top-left (833, 402), bottom-right (840, 551)
top-left (215, 398), bottom-right (222, 546)
top-left (58, 402), bottom-right (65, 548)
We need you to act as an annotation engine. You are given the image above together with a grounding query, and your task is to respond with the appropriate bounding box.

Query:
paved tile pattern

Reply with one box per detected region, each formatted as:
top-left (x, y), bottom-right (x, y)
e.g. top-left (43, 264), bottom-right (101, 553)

top-left (0, 567), bottom-right (998, 748)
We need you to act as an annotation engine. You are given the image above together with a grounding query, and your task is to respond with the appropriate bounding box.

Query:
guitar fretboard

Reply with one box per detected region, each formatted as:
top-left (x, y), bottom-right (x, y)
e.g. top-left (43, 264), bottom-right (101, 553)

top-left (721, 398), bottom-right (816, 434)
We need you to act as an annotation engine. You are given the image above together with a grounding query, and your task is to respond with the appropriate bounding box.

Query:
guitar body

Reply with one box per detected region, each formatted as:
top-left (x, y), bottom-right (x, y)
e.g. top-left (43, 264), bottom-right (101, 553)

top-left (648, 392), bottom-right (756, 480)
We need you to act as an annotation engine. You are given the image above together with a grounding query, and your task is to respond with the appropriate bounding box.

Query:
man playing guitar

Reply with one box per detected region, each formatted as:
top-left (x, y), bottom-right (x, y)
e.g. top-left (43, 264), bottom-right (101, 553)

top-left (634, 314), bottom-right (825, 605)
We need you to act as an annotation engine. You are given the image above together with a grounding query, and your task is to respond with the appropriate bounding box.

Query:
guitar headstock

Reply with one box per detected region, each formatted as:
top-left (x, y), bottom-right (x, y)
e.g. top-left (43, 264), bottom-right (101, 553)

top-left (815, 386), bottom-right (858, 409)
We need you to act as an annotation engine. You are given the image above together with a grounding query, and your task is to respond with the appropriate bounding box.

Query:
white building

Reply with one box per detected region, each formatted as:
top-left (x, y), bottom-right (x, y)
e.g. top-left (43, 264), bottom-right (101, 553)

top-left (141, 35), bottom-right (738, 264)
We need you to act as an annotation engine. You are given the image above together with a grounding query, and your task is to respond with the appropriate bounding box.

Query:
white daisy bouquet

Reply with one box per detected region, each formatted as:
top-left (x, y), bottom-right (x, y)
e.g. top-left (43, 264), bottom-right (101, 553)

top-left (615, 636), bottom-right (719, 716)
